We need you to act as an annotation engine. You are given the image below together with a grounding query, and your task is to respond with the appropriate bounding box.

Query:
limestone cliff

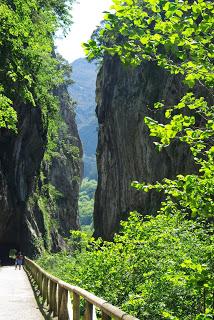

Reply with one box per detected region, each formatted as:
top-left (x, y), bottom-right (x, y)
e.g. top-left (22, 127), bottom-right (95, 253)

top-left (69, 58), bottom-right (98, 179)
top-left (94, 56), bottom-right (197, 240)
top-left (0, 85), bottom-right (82, 259)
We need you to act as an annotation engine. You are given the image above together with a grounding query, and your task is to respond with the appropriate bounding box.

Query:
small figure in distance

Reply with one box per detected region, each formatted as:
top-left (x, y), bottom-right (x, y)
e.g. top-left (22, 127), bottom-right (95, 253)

top-left (15, 252), bottom-right (24, 270)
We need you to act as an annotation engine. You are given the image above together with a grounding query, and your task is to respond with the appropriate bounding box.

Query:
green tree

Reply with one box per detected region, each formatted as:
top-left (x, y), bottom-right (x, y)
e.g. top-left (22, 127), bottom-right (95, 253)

top-left (80, 178), bottom-right (97, 198)
top-left (84, 0), bottom-right (213, 87)
top-left (78, 178), bottom-right (97, 227)
top-left (38, 212), bottom-right (214, 319)
top-left (0, 0), bottom-right (74, 131)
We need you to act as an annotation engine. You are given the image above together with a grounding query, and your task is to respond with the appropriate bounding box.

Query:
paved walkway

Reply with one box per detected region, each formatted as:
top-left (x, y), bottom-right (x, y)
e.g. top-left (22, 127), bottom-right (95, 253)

top-left (0, 266), bottom-right (44, 319)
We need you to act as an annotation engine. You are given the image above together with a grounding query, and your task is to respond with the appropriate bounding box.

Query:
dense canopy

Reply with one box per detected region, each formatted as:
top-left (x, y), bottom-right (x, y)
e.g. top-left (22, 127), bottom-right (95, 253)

top-left (0, 0), bottom-right (73, 131)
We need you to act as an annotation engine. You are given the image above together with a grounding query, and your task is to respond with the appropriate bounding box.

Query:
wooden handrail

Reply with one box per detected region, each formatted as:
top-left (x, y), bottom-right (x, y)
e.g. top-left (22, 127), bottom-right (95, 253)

top-left (24, 257), bottom-right (139, 320)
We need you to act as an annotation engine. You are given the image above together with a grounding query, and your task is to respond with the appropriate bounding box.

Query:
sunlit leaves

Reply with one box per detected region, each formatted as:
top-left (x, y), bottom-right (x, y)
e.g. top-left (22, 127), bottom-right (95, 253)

top-left (131, 88), bottom-right (214, 220)
top-left (84, 0), bottom-right (214, 88)
top-left (86, 0), bottom-right (214, 256)
top-left (145, 93), bottom-right (213, 149)
top-left (38, 212), bottom-right (214, 319)
top-left (0, 94), bottom-right (17, 131)
top-left (0, 0), bottom-right (73, 131)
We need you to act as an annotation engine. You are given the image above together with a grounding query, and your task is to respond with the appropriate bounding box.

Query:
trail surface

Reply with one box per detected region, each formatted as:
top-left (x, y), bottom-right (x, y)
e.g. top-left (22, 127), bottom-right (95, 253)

top-left (0, 266), bottom-right (44, 320)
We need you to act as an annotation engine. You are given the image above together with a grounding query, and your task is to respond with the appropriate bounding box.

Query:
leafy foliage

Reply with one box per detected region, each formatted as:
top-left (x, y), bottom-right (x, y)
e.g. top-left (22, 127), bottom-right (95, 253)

top-left (132, 93), bottom-right (214, 220)
top-left (84, 0), bottom-right (213, 87)
top-left (0, 88), bottom-right (17, 131)
top-left (0, 0), bottom-right (74, 131)
top-left (78, 178), bottom-right (97, 227)
top-left (38, 212), bottom-right (214, 319)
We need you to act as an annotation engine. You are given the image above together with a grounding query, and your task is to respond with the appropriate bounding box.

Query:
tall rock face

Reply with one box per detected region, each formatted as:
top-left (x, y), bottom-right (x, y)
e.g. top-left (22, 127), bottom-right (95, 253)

top-left (0, 85), bottom-right (82, 259)
top-left (69, 58), bottom-right (98, 179)
top-left (94, 56), bottom-right (196, 240)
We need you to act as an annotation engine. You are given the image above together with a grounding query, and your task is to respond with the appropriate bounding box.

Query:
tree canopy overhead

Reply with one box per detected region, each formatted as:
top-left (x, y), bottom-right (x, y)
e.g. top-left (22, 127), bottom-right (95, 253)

top-left (0, 0), bottom-right (74, 131)
top-left (85, 0), bottom-right (213, 88)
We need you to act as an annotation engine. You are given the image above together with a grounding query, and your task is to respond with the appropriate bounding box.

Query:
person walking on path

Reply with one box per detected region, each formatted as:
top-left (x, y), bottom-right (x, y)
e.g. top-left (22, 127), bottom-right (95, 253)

top-left (15, 252), bottom-right (24, 270)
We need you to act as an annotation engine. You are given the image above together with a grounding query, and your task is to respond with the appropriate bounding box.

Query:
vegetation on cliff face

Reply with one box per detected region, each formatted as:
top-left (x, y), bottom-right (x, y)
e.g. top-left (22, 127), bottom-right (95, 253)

top-left (29, 86), bottom-right (82, 254)
top-left (0, 0), bottom-right (78, 178)
top-left (39, 0), bottom-right (213, 318)
top-left (0, 0), bottom-right (83, 255)
top-left (0, 0), bottom-right (74, 131)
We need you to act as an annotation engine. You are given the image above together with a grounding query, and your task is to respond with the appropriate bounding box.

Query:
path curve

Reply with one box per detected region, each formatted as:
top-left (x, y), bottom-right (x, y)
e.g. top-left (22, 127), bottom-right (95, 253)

top-left (0, 266), bottom-right (44, 320)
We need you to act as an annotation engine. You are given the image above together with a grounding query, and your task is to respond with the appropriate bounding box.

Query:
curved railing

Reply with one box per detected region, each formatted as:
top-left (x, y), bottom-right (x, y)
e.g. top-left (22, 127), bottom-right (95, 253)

top-left (25, 257), bottom-right (139, 320)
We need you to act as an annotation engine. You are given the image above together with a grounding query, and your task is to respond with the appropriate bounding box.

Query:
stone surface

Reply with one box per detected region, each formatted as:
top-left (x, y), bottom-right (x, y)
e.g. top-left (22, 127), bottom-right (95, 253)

top-left (69, 58), bottom-right (98, 179)
top-left (94, 56), bottom-right (206, 240)
top-left (0, 100), bottom-right (46, 257)
top-left (0, 84), bottom-right (82, 257)
top-left (42, 86), bottom-right (83, 251)
top-left (0, 266), bottom-right (44, 319)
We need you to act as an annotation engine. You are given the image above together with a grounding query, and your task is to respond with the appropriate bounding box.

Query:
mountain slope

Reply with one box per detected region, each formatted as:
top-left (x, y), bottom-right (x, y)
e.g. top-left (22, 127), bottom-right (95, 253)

top-left (69, 58), bottom-right (98, 179)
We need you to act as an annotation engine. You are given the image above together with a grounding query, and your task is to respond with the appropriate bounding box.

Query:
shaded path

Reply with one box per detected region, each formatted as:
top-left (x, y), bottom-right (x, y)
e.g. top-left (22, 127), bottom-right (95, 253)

top-left (0, 266), bottom-right (44, 320)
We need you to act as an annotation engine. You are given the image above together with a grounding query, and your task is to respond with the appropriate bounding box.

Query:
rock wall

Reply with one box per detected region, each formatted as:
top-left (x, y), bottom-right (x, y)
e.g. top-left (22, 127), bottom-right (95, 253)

top-left (94, 56), bottom-right (197, 240)
top-left (69, 58), bottom-right (98, 179)
top-left (0, 85), bottom-right (82, 258)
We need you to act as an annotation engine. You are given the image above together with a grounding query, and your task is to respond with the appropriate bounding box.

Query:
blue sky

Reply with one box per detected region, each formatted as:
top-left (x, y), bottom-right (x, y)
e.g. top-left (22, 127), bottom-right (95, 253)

top-left (55, 0), bottom-right (112, 62)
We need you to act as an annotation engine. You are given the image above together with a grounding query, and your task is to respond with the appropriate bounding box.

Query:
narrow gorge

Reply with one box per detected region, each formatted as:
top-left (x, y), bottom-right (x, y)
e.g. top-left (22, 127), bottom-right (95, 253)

top-left (1, 0), bottom-right (213, 318)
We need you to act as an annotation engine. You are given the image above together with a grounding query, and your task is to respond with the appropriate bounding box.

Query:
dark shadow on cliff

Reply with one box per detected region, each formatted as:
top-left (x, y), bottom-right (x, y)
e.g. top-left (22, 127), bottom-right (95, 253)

top-left (0, 257), bottom-right (15, 266)
top-left (0, 244), bottom-right (21, 266)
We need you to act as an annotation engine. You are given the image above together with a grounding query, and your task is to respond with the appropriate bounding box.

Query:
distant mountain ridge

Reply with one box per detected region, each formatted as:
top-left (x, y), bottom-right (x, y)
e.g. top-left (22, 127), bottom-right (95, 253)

top-left (69, 58), bottom-right (98, 179)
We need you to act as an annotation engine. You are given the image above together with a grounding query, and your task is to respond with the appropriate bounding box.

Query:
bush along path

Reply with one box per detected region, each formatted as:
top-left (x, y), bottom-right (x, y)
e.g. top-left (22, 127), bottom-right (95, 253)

top-left (38, 213), bottom-right (214, 320)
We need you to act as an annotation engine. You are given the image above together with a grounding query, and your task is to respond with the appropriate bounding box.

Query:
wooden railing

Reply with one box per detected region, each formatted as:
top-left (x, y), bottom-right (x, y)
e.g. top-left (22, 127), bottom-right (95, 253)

top-left (25, 257), bottom-right (139, 320)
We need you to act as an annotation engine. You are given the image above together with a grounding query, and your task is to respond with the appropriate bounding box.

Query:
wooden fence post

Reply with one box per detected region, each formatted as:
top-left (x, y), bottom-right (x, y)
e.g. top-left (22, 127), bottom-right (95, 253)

top-left (49, 280), bottom-right (58, 316)
top-left (42, 275), bottom-right (49, 303)
top-left (58, 286), bottom-right (69, 320)
top-left (101, 311), bottom-right (111, 320)
top-left (35, 268), bottom-right (39, 286)
top-left (84, 301), bottom-right (93, 320)
top-left (39, 272), bottom-right (43, 294)
top-left (73, 292), bottom-right (80, 320)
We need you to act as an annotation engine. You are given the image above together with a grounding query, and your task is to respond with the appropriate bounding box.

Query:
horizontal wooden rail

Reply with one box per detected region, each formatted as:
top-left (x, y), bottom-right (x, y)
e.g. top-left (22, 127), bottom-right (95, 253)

top-left (24, 257), bottom-right (139, 320)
